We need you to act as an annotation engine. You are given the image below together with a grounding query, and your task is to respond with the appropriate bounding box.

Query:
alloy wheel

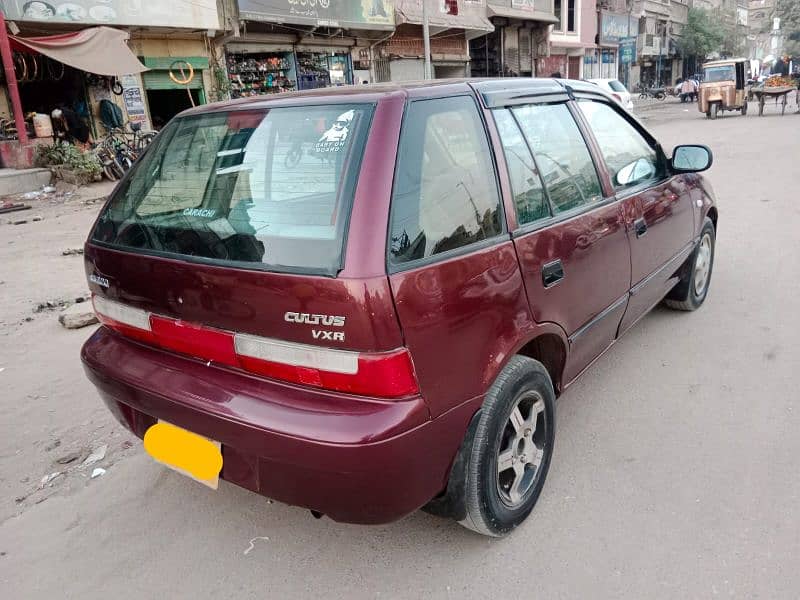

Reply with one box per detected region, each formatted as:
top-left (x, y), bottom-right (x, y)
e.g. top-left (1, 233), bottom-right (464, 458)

top-left (496, 391), bottom-right (547, 507)
top-left (694, 233), bottom-right (712, 296)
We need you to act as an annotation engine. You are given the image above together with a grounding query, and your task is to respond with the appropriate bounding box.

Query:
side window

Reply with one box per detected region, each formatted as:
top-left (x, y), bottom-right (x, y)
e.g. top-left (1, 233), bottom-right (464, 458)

top-left (389, 96), bottom-right (502, 265)
top-left (578, 100), bottom-right (663, 189)
top-left (493, 109), bottom-right (550, 226)
top-left (512, 103), bottom-right (603, 215)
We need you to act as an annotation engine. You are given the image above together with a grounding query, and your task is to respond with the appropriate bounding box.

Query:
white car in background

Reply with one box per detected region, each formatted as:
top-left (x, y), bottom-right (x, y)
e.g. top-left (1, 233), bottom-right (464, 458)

top-left (587, 78), bottom-right (634, 110)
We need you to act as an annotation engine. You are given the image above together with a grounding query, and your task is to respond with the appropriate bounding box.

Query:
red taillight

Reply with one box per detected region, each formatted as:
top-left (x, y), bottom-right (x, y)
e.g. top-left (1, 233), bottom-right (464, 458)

top-left (238, 347), bottom-right (418, 399)
top-left (92, 296), bottom-right (420, 399)
top-left (611, 92), bottom-right (622, 103)
top-left (150, 316), bottom-right (238, 366)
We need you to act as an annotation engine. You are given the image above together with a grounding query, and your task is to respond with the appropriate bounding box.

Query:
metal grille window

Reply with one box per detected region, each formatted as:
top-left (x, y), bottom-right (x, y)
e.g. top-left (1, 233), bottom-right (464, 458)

top-left (567, 0), bottom-right (576, 32)
top-left (554, 0), bottom-right (562, 31)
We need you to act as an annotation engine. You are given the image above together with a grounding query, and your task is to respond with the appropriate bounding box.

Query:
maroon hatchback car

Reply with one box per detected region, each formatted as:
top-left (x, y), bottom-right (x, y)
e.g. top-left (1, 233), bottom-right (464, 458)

top-left (82, 79), bottom-right (717, 536)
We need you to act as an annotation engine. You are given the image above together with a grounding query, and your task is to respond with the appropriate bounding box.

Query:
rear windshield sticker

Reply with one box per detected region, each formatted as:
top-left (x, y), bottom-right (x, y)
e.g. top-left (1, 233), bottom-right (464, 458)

top-left (183, 208), bottom-right (217, 218)
top-left (315, 110), bottom-right (354, 153)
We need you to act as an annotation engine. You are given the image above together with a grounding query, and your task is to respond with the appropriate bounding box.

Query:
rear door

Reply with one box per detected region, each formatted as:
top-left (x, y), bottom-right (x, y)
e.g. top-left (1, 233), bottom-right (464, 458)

top-left (493, 101), bottom-right (632, 384)
top-left (574, 99), bottom-right (696, 333)
top-left (386, 95), bottom-right (533, 417)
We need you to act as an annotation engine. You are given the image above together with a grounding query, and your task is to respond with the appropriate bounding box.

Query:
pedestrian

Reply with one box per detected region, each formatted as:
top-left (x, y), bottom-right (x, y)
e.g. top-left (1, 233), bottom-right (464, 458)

top-left (680, 78), bottom-right (695, 103)
top-left (51, 107), bottom-right (92, 149)
top-left (774, 56), bottom-right (790, 77)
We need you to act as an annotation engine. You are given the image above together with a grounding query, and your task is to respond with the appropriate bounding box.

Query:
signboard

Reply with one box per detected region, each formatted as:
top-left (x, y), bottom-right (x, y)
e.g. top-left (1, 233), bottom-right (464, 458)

top-left (1, 0), bottom-right (219, 28)
top-left (238, 0), bottom-right (394, 30)
top-left (619, 36), bottom-right (636, 65)
top-left (510, 0), bottom-right (544, 10)
top-left (122, 87), bottom-right (146, 124)
top-left (600, 11), bottom-right (638, 45)
top-left (120, 74), bottom-right (148, 126)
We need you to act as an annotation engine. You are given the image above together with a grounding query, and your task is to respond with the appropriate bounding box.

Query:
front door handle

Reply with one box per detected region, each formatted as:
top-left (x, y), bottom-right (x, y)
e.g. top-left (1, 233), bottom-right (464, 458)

top-left (634, 217), bottom-right (648, 238)
top-left (542, 259), bottom-right (565, 288)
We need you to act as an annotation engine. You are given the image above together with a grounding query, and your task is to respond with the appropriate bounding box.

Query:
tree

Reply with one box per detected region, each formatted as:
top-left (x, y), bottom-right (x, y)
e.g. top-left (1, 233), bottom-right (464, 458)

top-left (680, 8), bottom-right (726, 61)
top-left (776, 0), bottom-right (800, 56)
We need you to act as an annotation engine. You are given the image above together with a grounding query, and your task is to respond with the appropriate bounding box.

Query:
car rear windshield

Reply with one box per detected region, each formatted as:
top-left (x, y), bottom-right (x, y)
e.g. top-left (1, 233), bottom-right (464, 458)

top-left (91, 104), bottom-right (373, 275)
top-left (608, 80), bottom-right (627, 93)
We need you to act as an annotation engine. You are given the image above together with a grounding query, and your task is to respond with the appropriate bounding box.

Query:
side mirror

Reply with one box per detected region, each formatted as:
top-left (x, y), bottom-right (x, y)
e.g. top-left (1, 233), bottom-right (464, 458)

top-left (671, 145), bottom-right (713, 173)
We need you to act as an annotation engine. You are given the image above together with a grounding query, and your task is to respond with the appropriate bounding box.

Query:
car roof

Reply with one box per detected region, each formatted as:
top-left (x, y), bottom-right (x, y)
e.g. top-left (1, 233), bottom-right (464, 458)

top-left (178, 78), bottom-right (598, 117)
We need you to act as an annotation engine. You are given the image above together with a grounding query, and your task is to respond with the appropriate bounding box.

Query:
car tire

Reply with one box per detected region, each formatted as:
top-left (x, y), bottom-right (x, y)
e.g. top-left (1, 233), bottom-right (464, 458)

top-left (459, 356), bottom-right (556, 537)
top-left (709, 103), bottom-right (719, 119)
top-left (741, 101), bottom-right (748, 116)
top-left (664, 217), bottom-right (716, 311)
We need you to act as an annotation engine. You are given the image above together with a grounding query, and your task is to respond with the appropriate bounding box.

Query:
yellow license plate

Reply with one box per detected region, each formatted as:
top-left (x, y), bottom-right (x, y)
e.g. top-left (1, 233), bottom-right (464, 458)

top-left (143, 421), bottom-right (223, 489)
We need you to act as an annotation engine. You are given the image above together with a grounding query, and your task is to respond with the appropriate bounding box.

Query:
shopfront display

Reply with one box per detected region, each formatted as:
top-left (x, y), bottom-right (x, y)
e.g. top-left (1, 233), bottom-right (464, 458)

top-left (2, 26), bottom-right (149, 141)
top-left (225, 50), bottom-right (352, 96)
top-left (296, 52), bottom-right (352, 90)
top-left (139, 56), bottom-right (208, 127)
top-left (227, 52), bottom-right (297, 98)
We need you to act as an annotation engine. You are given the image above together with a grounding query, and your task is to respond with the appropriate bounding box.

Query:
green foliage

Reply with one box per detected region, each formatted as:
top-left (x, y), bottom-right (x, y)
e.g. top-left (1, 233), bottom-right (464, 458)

top-left (35, 143), bottom-right (102, 179)
top-left (777, 0), bottom-right (800, 55)
top-left (211, 65), bottom-right (231, 102)
top-left (680, 8), bottom-right (726, 60)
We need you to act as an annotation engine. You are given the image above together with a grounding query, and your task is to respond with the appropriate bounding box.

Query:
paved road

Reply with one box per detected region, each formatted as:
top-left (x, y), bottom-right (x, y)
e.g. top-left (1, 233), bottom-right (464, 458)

top-left (2, 100), bottom-right (799, 599)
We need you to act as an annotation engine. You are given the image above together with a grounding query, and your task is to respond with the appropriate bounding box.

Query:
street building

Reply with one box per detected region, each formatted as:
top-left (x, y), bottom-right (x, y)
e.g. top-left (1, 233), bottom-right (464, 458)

top-left (633, 0), bottom-right (687, 88)
top-left (226, 0), bottom-right (395, 90)
top-left (468, 0), bottom-right (557, 78)
top-left (747, 0), bottom-right (778, 60)
top-left (0, 1), bottom-right (222, 136)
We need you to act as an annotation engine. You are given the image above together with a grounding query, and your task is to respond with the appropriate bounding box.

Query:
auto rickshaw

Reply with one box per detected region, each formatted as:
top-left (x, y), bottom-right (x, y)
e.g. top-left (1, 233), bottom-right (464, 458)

top-left (698, 58), bottom-right (751, 119)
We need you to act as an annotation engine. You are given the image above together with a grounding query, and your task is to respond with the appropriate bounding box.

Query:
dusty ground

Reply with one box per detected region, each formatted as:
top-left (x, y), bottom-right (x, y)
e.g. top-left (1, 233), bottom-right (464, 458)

top-left (1, 99), bottom-right (799, 598)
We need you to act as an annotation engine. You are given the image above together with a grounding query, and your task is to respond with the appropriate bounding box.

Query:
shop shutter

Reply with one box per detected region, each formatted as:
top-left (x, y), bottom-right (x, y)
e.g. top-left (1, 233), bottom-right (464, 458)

top-left (504, 27), bottom-right (520, 76)
top-left (142, 70), bottom-right (203, 90)
top-left (519, 28), bottom-right (532, 74)
top-left (141, 56), bottom-right (208, 90)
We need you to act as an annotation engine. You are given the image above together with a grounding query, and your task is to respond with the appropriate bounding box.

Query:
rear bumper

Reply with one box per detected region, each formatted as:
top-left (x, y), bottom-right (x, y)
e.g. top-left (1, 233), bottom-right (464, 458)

top-left (81, 328), bottom-right (477, 524)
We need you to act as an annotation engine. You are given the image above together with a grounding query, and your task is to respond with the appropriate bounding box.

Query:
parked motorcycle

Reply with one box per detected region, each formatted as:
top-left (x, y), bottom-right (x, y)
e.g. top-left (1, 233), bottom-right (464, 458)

top-left (638, 84), bottom-right (666, 100)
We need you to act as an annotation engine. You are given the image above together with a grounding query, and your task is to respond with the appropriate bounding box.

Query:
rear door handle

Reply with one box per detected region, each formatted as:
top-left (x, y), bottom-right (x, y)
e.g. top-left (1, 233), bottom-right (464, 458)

top-left (542, 259), bottom-right (564, 288)
top-left (634, 218), bottom-right (648, 238)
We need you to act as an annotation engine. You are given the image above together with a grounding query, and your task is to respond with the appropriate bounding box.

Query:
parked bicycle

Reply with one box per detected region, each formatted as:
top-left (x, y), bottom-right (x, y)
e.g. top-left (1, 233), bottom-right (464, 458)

top-left (93, 123), bottom-right (157, 181)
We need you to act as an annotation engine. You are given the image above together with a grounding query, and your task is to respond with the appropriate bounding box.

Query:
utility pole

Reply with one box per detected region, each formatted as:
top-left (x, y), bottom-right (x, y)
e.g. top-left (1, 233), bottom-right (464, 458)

top-left (626, 0), bottom-right (634, 90)
top-left (423, 0), bottom-right (432, 79)
top-left (0, 12), bottom-right (29, 144)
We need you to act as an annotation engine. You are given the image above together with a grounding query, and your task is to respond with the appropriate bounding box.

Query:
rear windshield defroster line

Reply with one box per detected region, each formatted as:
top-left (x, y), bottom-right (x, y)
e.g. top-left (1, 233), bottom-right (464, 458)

top-left (91, 104), bottom-right (374, 276)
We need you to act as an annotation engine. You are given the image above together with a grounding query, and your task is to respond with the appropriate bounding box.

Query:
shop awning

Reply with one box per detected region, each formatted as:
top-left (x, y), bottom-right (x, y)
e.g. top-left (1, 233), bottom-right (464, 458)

top-left (11, 27), bottom-right (147, 76)
top-left (395, 0), bottom-right (494, 38)
top-left (487, 5), bottom-right (559, 24)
